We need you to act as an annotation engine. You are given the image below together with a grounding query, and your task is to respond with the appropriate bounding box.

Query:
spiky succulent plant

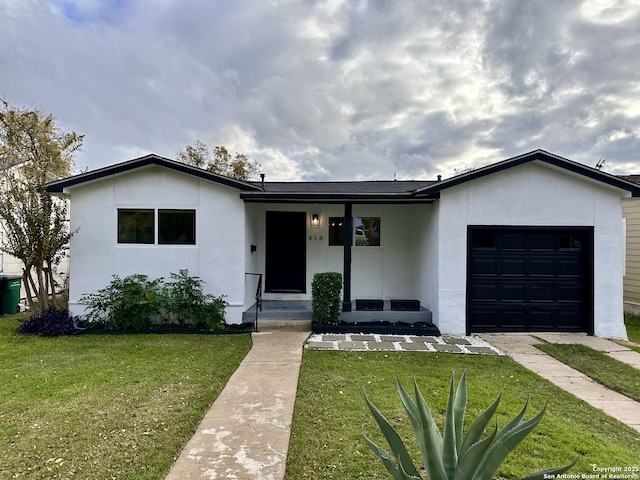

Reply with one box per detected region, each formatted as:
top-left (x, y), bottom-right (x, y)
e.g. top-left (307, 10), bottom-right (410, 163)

top-left (364, 371), bottom-right (578, 480)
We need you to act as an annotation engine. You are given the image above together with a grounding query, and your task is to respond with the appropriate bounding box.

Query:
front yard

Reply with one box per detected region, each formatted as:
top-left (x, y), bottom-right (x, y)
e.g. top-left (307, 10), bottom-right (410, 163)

top-left (286, 350), bottom-right (640, 479)
top-left (0, 314), bottom-right (251, 479)
top-left (2, 311), bottom-right (640, 479)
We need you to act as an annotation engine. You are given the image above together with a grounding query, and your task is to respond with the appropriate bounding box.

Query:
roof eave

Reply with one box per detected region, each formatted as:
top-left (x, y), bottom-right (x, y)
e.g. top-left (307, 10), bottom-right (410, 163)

top-left (240, 192), bottom-right (437, 203)
top-left (415, 149), bottom-right (640, 197)
top-left (45, 154), bottom-right (263, 194)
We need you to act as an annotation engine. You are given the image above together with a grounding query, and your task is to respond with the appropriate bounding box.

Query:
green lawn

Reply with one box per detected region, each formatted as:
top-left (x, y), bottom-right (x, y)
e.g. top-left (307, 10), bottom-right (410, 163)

top-left (535, 343), bottom-right (640, 402)
top-left (625, 313), bottom-right (640, 350)
top-left (286, 350), bottom-right (640, 479)
top-left (0, 314), bottom-right (251, 480)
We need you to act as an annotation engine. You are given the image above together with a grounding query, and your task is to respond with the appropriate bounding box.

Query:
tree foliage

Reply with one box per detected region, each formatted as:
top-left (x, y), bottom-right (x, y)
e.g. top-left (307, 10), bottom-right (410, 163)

top-left (176, 140), bottom-right (261, 181)
top-left (0, 98), bottom-right (83, 313)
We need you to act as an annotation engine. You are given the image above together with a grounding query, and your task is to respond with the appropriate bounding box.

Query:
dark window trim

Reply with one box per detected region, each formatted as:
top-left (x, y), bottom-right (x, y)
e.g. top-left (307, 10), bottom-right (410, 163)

top-left (117, 208), bottom-right (197, 246)
top-left (117, 209), bottom-right (155, 244)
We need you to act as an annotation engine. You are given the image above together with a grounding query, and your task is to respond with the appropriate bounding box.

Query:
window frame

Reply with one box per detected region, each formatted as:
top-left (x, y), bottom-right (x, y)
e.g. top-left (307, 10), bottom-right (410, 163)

top-left (158, 209), bottom-right (196, 245)
top-left (116, 208), bottom-right (197, 246)
top-left (328, 216), bottom-right (381, 247)
top-left (117, 208), bottom-right (155, 244)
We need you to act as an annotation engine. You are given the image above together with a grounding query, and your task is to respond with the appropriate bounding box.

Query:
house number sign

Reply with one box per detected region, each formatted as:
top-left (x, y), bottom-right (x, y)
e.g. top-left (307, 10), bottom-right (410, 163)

top-left (308, 235), bottom-right (324, 241)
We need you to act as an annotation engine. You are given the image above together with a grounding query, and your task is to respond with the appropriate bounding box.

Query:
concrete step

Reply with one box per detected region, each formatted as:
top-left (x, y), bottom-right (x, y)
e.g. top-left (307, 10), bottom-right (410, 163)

top-left (256, 319), bottom-right (311, 332)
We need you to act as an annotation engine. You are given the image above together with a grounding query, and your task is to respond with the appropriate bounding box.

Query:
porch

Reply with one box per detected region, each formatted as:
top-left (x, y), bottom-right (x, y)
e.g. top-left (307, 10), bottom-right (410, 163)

top-left (242, 299), bottom-right (439, 335)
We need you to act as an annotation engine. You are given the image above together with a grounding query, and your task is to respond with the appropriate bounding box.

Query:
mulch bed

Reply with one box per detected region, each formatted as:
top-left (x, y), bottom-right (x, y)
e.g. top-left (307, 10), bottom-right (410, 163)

top-left (312, 321), bottom-right (440, 336)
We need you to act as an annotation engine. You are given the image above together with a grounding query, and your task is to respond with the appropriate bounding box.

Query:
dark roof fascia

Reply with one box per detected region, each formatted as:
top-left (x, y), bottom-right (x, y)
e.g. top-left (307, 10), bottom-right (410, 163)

top-left (239, 191), bottom-right (437, 203)
top-left (46, 154), bottom-right (263, 194)
top-left (415, 149), bottom-right (640, 197)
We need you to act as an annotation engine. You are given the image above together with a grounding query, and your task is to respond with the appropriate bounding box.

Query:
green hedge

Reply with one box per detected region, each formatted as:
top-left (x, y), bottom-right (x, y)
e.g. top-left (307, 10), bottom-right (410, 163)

top-left (311, 272), bottom-right (343, 325)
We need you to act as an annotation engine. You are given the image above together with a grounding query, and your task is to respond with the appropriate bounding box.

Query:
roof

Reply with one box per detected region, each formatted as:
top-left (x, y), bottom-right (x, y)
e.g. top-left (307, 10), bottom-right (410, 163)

top-left (619, 175), bottom-right (640, 185)
top-left (414, 149), bottom-right (640, 198)
top-left (46, 149), bottom-right (640, 201)
top-left (46, 154), bottom-right (262, 194)
top-left (241, 180), bottom-right (438, 203)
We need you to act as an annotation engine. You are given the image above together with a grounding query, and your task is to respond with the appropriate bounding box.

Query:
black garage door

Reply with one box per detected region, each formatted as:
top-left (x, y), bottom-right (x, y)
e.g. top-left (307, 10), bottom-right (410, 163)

top-left (467, 227), bottom-right (593, 334)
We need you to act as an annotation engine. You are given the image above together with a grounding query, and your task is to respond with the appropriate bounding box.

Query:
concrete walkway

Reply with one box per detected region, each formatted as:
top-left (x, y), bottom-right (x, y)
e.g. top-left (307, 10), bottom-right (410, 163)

top-left (481, 333), bottom-right (640, 433)
top-left (165, 331), bottom-right (309, 480)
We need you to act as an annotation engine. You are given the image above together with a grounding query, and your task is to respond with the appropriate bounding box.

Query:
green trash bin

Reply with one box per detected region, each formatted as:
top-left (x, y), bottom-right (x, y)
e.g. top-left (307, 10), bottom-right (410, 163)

top-left (0, 275), bottom-right (22, 315)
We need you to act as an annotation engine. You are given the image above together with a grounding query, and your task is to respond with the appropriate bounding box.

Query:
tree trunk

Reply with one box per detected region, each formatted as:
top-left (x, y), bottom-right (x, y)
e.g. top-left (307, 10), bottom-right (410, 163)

top-left (35, 266), bottom-right (48, 313)
top-left (22, 269), bottom-right (37, 313)
top-left (46, 262), bottom-right (57, 307)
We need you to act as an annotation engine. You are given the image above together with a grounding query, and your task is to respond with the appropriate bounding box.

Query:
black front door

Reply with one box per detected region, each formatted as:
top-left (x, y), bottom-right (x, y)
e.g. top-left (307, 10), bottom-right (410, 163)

top-left (265, 211), bottom-right (306, 293)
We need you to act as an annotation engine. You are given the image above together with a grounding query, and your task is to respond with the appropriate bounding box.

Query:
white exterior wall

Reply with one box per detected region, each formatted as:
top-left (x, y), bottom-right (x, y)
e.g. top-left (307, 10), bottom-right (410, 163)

top-left (413, 202), bottom-right (440, 321)
top-left (253, 203), bottom-right (426, 301)
top-left (437, 161), bottom-right (627, 338)
top-left (244, 204), bottom-right (261, 309)
top-left (67, 166), bottom-right (247, 324)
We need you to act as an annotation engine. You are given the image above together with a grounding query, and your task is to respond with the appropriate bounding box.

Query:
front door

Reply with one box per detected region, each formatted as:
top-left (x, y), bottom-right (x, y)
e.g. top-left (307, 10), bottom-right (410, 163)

top-left (265, 211), bottom-right (306, 293)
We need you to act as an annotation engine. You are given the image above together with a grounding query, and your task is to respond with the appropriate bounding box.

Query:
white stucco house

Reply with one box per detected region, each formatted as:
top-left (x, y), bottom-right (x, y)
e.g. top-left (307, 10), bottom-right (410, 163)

top-left (46, 149), bottom-right (640, 338)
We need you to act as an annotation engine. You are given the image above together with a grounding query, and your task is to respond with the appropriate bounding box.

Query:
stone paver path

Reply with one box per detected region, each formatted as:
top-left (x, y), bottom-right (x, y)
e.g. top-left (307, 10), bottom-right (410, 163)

top-left (306, 333), bottom-right (504, 355)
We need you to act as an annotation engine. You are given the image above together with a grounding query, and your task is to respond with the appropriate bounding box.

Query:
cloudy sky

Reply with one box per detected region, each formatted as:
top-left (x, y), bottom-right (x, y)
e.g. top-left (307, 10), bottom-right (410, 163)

top-left (1, 0), bottom-right (639, 181)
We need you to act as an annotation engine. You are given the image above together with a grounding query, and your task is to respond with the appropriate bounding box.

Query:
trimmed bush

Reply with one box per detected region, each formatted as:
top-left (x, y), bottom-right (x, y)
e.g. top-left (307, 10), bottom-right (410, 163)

top-left (17, 308), bottom-right (76, 337)
top-left (311, 272), bottom-right (343, 325)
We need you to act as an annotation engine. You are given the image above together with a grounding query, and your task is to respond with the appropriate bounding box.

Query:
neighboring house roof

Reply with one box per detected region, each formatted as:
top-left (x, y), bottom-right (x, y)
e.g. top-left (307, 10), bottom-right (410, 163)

top-left (46, 153), bottom-right (263, 194)
top-left (46, 149), bottom-right (640, 200)
top-left (414, 149), bottom-right (640, 198)
top-left (619, 175), bottom-right (640, 185)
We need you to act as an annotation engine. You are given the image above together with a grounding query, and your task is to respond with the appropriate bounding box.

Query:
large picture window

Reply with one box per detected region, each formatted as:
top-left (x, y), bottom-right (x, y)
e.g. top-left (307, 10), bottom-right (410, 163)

top-left (117, 209), bottom-right (196, 245)
top-left (159, 209), bottom-right (196, 245)
top-left (328, 216), bottom-right (380, 246)
top-left (118, 209), bottom-right (154, 244)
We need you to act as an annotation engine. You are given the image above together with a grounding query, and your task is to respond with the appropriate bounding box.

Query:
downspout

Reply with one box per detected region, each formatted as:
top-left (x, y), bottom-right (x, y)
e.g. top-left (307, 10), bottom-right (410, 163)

top-left (342, 203), bottom-right (353, 312)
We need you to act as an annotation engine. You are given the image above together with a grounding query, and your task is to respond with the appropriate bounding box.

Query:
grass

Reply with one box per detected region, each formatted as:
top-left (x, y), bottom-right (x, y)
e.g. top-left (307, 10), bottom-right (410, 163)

top-left (285, 350), bottom-right (640, 479)
top-left (624, 313), bottom-right (640, 352)
top-left (0, 313), bottom-right (251, 480)
top-left (536, 343), bottom-right (640, 402)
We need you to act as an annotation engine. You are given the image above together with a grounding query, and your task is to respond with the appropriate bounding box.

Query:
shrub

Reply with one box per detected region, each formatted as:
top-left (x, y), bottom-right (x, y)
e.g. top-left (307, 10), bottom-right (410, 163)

top-left (162, 270), bottom-right (226, 330)
top-left (364, 371), bottom-right (578, 480)
top-left (311, 272), bottom-right (343, 325)
top-left (79, 270), bottom-right (226, 331)
top-left (79, 274), bottom-right (163, 331)
top-left (17, 307), bottom-right (77, 337)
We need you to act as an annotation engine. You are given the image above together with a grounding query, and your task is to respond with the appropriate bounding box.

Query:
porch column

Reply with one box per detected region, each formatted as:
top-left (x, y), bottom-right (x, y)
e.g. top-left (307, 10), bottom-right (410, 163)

top-left (342, 203), bottom-right (353, 312)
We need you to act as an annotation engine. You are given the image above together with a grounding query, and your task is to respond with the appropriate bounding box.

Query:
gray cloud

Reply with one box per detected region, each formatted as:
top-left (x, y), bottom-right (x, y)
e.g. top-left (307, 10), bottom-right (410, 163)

top-left (1, 0), bottom-right (638, 180)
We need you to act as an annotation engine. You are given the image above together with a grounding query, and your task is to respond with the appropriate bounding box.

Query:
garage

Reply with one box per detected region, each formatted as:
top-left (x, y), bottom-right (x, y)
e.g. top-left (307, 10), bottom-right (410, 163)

top-left (467, 227), bottom-right (593, 334)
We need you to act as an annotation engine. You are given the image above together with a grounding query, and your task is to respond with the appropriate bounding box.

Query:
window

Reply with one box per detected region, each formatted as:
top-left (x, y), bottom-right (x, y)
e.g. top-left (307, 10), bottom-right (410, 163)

top-left (117, 209), bottom-right (196, 245)
top-left (329, 217), bottom-right (344, 246)
top-left (355, 217), bottom-right (380, 246)
top-left (159, 209), bottom-right (196, 244)
top-left (328, 216), bottom-right (380, 246)
top-left (118, 209), bottom-right (154, 244)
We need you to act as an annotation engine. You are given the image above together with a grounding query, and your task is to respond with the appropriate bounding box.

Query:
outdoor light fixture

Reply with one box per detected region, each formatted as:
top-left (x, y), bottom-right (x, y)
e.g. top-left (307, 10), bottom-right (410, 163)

top-left (312, 213), bottom-right (319, 227)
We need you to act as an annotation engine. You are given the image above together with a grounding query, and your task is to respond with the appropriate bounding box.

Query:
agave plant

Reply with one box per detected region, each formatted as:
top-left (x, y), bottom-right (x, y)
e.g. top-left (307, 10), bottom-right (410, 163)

top-left (363, 371), bottom-right (578, 480)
